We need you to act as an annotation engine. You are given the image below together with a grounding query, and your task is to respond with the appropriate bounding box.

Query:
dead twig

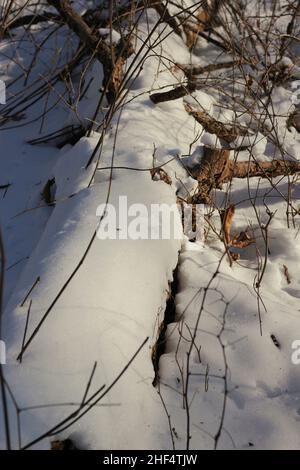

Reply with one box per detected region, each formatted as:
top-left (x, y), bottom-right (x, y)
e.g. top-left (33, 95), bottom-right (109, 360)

top-left (20, 276), bottom-right (40, 307)
top-left (150, 82), bottom-right (196, 104)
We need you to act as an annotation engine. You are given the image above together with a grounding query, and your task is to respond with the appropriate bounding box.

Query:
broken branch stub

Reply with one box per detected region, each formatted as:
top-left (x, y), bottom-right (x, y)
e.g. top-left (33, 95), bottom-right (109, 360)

top-left (150, 82), bottom-right (196, 104)
top-left (188, 147), bottom-right (231, 203)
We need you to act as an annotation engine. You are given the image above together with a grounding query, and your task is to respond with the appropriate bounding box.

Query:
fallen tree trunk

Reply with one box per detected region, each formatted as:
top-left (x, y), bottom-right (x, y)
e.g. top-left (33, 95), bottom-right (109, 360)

top-left (188, 147), bottom-right (300, 203)
top-left (228, 159), bottom-right (300, 179)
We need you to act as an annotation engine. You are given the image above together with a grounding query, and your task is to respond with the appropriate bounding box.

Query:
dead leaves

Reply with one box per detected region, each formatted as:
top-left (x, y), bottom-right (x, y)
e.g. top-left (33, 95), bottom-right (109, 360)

top-left (183, 9), bottom-right (209, 51)
top-left (222, 204), bottom-right (235, 244)
top-left (150, 167), bottom-right (172, 185)
top-left (112, 57), bottom-right (126, 94)
top-left (51, 438), bottom-right (78, 450)
top-left (231, 230), bottom-right (255, 249)
top-left (221, 204), bottom-right (255, 252)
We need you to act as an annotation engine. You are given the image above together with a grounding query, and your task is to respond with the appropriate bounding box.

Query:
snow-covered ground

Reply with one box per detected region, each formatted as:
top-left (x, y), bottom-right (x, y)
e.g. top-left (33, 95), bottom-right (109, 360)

top-left (1, 0), bottom-right (300, 450)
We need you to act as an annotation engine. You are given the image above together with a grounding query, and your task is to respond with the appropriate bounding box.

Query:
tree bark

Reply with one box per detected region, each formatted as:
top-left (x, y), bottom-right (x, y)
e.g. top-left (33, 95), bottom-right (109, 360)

top-left (188, 147), bottom-right (230, 203)
top-left (188, 147), bottom-right (300, 203)
top-left (150, 82), bottom-right (196, 104)
top-left (228, 159), bottom-right (300, 179)
top-left (185, 104), bottom-right (249, 144)
top-left (47, 0), bottom-right (132, 103)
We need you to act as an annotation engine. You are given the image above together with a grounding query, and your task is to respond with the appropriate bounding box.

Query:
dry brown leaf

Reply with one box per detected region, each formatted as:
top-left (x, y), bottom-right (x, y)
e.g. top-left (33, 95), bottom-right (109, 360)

top-left (183, 9), bottom-right (209, 50)
top-left (232, 230), bottom-right (255, 248)
top-left (221, 205), bottom-right (255, 251)
top-left (51, 438), bottom-right (78, 450)
top-left (150, 168), bottom-right (172, 185)
top-left (230, 252), bottom-right (240, 261)
top-left (222, 205), bottom-right (235, 244)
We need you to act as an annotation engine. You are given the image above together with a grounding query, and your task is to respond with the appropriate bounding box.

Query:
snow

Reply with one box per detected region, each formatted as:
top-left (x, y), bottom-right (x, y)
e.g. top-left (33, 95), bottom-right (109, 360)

top-left (1, 0), bottom-right (300, 451)
top-left (160, 179), bottom-right (300, 449)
